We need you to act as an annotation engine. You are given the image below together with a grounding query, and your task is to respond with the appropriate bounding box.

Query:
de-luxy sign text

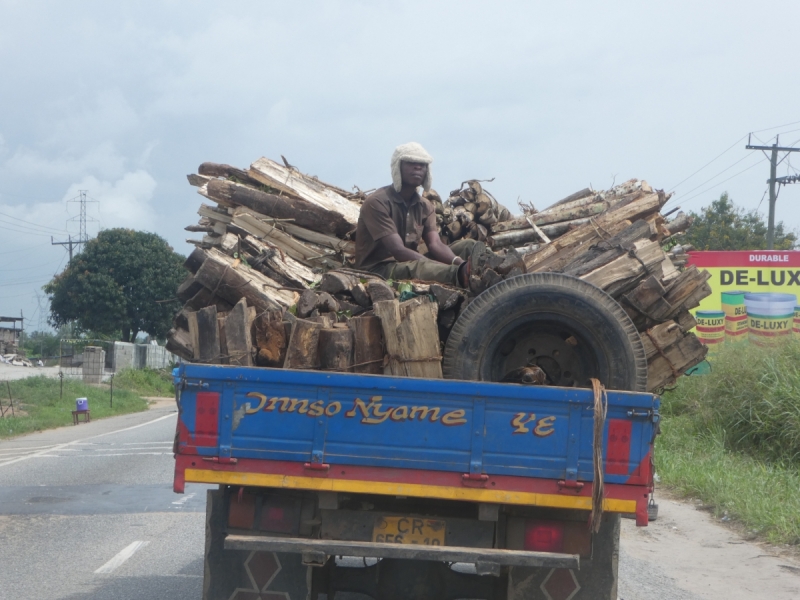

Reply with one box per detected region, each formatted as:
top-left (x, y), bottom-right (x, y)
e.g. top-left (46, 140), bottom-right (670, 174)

top-left (686, 251), bottom-right (800, 346)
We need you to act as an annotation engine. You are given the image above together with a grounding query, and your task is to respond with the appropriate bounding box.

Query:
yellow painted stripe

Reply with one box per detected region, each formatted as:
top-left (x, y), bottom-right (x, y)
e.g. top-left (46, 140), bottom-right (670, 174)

top-left (185, 469), bottom-right (637, 513)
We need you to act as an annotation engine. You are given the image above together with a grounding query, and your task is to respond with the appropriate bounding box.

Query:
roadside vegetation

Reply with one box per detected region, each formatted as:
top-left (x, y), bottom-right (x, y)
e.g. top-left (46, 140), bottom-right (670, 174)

top-left (0, 368), bottom-right (174, 439)
top-left (657, 340), bottom-right (800, 545)
top-left (111, 367), bottom-right (175, 397)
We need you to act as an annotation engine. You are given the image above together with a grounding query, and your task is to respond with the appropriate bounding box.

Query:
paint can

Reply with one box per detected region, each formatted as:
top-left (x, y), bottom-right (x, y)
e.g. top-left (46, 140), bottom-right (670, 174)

top-left (794, 306), bottom-right (800, 339)
top-left (744, 293), bottom-right (797, 345)
top-left (76, 397), bottom-right (88, 411)
top-left (695, 310), bottom-right (725, 349)
top-left (721, 290), bottom-right (748, 342)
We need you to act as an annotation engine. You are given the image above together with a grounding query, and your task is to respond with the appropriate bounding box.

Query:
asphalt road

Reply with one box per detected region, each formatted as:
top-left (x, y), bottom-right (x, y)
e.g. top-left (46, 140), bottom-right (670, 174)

top-left (1, 403), bottom-right (798, 600)
top-left (0, 403), bottom-right (213, 600)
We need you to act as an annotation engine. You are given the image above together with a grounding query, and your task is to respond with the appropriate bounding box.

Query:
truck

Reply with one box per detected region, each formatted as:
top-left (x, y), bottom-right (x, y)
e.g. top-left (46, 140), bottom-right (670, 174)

top-left (172, 273), bottom-right (660, 599)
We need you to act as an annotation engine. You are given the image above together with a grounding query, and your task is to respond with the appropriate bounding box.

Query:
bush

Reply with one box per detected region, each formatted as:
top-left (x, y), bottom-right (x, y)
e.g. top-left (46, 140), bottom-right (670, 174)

top-left (112, 368), bottom-right (175, 397)
top-left (662, 340), bottom-right (800, 463)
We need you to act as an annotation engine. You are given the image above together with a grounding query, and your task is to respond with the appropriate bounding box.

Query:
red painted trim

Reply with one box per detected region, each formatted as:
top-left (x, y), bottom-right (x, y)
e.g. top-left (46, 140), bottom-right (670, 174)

top-left (725, 329), bottom-right (748, 337)
top-left (195, 392), bottom-right (220, 447)
top-left (696, 325), bottom-right (725, 333)
top-left (725, 315), bottom-right (748, 322)
top-left (748, 329), bottom-right (792, 338)
top-left (174, 455), bottom-right (651, 507)
top-left (605, 420), bottom-right (632, 476)
top-left (687, 250), bottom-right (800, 268)
top-left (173, 461), bottom-right (186, 493)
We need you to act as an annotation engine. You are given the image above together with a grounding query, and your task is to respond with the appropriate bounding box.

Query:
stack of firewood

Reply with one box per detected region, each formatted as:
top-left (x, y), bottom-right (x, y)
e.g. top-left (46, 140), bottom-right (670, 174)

top-left (167, 156), bottom-right (707, 392)
top-left (436, 181), bottom-right (512, 245)
top-left (517, 184), bottom-right (706, 391)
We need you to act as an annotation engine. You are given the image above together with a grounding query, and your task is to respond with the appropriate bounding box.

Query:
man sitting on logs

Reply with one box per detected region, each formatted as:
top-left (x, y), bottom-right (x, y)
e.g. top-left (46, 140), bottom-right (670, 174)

top-left (355, 142), bottom-right (524, 293)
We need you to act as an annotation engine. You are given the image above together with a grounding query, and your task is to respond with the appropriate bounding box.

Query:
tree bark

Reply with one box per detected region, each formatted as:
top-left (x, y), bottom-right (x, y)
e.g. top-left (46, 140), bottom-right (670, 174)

top-left (283, 319), bottom-right (322, 370)
top-left (348, 316), bottom-right (384, 374)
top-left (318, 328), bottom-right (354, 372)
top-left (193, 249), bottom-right (298, 313)
top-left (248, 157), bottom-right (361, 230)
top-left (195, 305), bottom-right (220, 364)
top-left (198, 162), bottom-right (265, 189)
top-left (207, 177), bottom-right (355, 237)
top-left (373, 298), bottom-right (442, 378)
top-left (225, 298), bottom-right (253, 367)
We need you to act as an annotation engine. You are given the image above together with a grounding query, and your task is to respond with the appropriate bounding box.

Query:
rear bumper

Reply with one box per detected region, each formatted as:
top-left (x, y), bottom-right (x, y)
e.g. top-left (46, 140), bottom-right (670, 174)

top-left (175, 455), bottom-right (652, 525)
top-left (224, 534), bottom-right (580, 570)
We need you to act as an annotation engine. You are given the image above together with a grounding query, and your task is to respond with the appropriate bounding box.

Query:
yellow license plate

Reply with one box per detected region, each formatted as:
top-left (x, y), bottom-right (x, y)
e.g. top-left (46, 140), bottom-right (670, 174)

top-left (372, 516), bottom-right (446, 545)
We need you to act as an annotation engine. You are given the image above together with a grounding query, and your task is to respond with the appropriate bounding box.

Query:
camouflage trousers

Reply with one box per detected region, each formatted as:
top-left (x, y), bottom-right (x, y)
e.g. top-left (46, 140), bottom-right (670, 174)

top-left (367, 239), bottom-right (478, 286)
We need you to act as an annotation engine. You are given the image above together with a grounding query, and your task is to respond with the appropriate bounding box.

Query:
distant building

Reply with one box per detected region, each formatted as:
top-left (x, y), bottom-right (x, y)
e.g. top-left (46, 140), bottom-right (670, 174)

top-left (0, 316), bottom-right (24, 354)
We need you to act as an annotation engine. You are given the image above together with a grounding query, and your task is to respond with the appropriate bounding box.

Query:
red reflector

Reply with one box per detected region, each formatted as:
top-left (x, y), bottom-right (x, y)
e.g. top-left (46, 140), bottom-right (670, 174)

top-left (195, 392), bottom-right (220, 447)
top-left (524, 520), bottom-right (564, 552)
top-left (606, 419), bottom-right (632, 475)
top-left (259, 497), bottom-right (299, 534)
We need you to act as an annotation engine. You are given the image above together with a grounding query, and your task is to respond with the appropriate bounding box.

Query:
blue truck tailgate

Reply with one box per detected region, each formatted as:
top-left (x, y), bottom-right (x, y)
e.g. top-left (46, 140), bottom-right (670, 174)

top-left (173, 364), bottom-right (659, 524)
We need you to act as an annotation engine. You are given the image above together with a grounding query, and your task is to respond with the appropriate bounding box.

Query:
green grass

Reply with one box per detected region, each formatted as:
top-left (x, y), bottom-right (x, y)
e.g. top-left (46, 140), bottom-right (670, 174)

top-left (657, 340), bottom-right (800, 546)
top-left (111, 367), bottom-right (175, 397)
top-left (0, 375), bottom-right (155, 439)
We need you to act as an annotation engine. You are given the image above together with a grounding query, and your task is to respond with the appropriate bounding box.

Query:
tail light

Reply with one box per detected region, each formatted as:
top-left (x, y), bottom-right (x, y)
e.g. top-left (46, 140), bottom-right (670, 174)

top-left (227, 490), bottom-right (301, 535)
top-left (524, 520), bottom-right (564, 552)
top-left (518, 519), bottom-right (592, 556)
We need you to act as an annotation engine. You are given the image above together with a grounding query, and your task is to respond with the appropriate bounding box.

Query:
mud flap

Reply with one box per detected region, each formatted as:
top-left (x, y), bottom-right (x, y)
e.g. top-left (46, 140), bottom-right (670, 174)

top-left (507, 514), bottom-right (620, 600)
top-left (204, 489), bottom-right (310, 600)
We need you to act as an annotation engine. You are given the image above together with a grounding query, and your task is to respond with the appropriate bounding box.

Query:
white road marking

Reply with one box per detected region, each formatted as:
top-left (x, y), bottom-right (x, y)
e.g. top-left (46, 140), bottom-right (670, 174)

top-left (171, 492), bottom-right (196, 506)
top-left (0, 412), bottom-right (176, 469)
top-left (0, 444), bottom-right (60, 454)
top-left (33, 452), bottom-right (172, 458)
top-left (94, 541), bottom-right (150, 574)
top-left (122, 441), bottom-right (172, 446)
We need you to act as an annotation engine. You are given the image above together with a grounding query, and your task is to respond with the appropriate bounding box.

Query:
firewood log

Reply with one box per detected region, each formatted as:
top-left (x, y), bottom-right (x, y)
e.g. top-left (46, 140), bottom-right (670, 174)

top-left (348, 316), bottom-right (384, 374)
top-left (318, 328), bottom-right (354, 372)
top-left (283, 319), bottom-right (322, 369)
top-left (206, 179), bottom-right (353, 237)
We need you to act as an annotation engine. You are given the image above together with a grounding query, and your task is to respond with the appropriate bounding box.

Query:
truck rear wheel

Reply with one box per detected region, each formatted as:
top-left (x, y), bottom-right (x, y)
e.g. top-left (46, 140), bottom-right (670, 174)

top-left (443, 273), bottom-right (648, 392)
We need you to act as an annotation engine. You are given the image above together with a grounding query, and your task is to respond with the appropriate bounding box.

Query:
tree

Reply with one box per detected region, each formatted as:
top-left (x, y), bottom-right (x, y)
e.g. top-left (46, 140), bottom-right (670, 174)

top-left (22, 330), bottom-right (61, 359)
top-left (684, 192), bottom-right (797, 251)
top-left (45, 229), bottom-right (185, 342)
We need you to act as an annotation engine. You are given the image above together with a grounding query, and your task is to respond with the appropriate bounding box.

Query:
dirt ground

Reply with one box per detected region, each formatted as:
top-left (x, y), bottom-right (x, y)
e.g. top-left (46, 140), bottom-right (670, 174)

top-left (619, 491), bottom-right (800, 600)
top-left (0, 364), bottom-right (61, 381)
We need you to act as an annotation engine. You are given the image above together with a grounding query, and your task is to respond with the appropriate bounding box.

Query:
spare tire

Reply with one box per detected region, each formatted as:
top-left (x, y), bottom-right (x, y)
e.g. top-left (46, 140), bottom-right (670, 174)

top-left (442, 273), bottom-right (648, 392)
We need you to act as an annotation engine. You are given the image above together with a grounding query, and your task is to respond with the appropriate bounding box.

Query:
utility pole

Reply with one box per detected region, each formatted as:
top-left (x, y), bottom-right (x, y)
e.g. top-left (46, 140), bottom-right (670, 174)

top-left (745, 135), bottom-right (800, 249)
top-left (50, 190), bottom-right (97, 264)
top-left (51, 234), bottom-right (75, 262)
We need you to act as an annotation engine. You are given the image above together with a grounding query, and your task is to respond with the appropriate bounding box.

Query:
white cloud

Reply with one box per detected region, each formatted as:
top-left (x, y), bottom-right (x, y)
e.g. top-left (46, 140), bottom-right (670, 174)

top-left (64, 170), bottom-right (159, 233)
top-left (5, 142), bottom-right (127, 181)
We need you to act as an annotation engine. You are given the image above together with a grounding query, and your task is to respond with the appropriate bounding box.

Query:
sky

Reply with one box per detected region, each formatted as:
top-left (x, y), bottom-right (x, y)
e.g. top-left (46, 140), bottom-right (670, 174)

top-left (1, 0), bottom-right (799, 332)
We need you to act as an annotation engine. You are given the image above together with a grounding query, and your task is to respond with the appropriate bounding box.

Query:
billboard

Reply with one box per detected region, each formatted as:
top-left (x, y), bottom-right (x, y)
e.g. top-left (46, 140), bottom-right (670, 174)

top-left (686, 251), bottom-right (800, 347)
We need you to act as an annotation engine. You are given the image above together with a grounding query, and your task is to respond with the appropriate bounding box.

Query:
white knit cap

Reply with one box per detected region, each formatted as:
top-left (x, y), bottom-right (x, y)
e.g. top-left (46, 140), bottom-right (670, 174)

top-left (391, 142), bottom-right (433, 193)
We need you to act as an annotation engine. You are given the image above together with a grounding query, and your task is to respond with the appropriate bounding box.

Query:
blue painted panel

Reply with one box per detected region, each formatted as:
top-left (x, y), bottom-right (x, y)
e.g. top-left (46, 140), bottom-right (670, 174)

top-left (176, 364), bottom-right (658, 483)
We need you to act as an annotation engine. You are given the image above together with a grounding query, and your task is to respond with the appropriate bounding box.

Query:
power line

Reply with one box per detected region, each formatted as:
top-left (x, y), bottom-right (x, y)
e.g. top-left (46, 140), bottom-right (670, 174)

top-left (0, 276), bottom-right (53, 287)
top-left (0, 211), bottom-right (68, 234)
top-left (0, 243), bottom-right (50, 256)
top-left (0, 261), bottom-right (60, 272)
top-left (675, 158), bottom-right (768, 206)
top-left (668, 135), bottom-right (748, 192)
top-left (671, 153), bottom-right (756, 200)
top-left (0, 219), bottom-right (67, 237)
top-left (0, 223), bottom-right (59, 238)
top-left (752, 119), bottom-right (800, 133)
top-left (667, 119), bottom-right (800, 194)
top-left (745, 134), bottom-right (800, 249)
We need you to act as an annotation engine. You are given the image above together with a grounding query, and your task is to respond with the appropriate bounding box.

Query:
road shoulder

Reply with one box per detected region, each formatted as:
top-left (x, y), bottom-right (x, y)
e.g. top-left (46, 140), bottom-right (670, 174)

top-left (620, 492), bottom-right (800, 600)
